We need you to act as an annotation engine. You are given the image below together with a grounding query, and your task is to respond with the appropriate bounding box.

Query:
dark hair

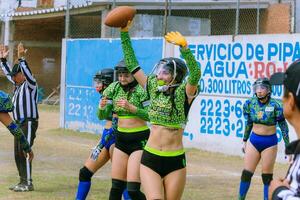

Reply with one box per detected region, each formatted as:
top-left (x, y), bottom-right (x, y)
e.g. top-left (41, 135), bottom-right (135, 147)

top-left (284, 86), bottom-right (300, 109)
top-left (270, 59), bottom-right (300, 110)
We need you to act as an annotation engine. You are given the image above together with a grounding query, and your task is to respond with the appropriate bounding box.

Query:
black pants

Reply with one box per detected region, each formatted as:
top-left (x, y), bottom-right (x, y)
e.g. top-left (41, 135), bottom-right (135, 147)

top-left (14, 119), bottom-right (38, 184)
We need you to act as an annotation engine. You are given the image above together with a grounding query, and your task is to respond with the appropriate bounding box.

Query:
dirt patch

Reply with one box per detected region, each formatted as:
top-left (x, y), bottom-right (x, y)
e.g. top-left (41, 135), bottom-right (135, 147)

top-left (0, 105), bottom-right (290, 200)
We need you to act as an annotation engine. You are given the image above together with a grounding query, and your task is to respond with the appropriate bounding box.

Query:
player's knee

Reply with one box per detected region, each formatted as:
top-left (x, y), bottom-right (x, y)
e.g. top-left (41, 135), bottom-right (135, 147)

top-left (241, 169), bottom-right (254, 182)
top-left (79, 166), bottom-right (94, 182)
top-left (262, 173), bottom-right (273, 185)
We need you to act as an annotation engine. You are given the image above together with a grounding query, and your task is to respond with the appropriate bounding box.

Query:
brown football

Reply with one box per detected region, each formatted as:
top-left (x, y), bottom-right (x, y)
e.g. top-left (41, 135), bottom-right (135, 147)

top-left (104, 6), bottom-right (136, 28)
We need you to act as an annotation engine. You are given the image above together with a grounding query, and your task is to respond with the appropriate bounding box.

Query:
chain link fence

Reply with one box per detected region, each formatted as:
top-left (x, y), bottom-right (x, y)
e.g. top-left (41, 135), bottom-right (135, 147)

top-left (66, 0), bottom-right (295, 39)
top-left (68, 13), bottom-right (101, 38)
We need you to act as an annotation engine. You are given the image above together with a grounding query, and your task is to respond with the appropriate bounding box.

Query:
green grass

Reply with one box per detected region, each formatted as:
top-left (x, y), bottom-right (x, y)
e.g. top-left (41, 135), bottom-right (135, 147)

top-left (0, 107), bottom-right (290, 200)
top-left (0, 176), bottom-right (110, 200)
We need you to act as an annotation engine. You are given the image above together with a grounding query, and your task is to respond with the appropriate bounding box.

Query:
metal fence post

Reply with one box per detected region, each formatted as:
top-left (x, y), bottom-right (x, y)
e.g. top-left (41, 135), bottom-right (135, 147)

top-left (235, 0), bottom-right (240, 35)
top-left (169, 0), bottom-right (172, 16)
top-left (291, 0), bottom-right (296, 33)
top-left (256, 0), bottom-right (260, 34)
top-left (163, 0), bottom-right (169, 36)
top-left (65, 0), bottom-right (70, 38)
top-left (110, 0), bottom-right (116, 38)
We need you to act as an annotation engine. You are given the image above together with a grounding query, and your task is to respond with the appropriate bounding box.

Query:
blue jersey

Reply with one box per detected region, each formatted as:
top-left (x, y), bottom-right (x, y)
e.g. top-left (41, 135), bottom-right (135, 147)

top-left (243, 97), bottom-right (289, 146)
top-left (243, 97), bottom-right (284, 126)
top-left (0, 90), bottom-right (14, 112)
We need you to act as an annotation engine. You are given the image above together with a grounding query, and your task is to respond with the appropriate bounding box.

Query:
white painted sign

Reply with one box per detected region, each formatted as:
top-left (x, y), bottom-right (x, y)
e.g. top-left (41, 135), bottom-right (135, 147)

top-left (179, 34), bottom-right (300, 162)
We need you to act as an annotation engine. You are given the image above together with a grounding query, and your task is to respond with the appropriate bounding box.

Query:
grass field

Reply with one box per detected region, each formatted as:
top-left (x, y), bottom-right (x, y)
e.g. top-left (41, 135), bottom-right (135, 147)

top-left (0, 105), bottom-right (290, 200)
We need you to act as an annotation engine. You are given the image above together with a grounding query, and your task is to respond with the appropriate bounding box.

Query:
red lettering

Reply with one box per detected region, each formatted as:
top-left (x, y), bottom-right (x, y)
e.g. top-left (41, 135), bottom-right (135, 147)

top-left (253, 61), bottom-right (265, 78)
top-left (266, 62), bottom-right (276, 78)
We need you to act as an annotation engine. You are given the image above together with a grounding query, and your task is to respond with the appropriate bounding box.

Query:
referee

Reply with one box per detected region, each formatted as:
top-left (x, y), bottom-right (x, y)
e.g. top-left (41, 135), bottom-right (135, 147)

top-left (0, 43), bottom-right (38, 192)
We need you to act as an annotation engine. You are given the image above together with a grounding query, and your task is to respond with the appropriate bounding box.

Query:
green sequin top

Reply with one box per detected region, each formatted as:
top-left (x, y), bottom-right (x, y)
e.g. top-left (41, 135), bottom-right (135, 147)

top-left (98, 81), bottom-right (149, 121)
top-left (243, 97), bottom-right (289, 146)
top-left (120, 31), bottom-right (201, 128)
top-left (147, 75), bottom-right (190, 128)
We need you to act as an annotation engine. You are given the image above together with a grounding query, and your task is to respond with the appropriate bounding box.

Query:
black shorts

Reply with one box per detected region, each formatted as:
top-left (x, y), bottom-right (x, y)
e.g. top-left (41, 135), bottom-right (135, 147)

top-left (141, 149), bottom-right (186, 178)
top-left (115, 129), bottom-right (150, 155)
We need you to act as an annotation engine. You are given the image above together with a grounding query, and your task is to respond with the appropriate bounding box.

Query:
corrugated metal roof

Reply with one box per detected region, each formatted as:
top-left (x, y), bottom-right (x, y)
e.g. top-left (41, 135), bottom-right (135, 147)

top-left (91, 0), bottom-right (270, 10)
top-left (91, 0), bottom-right (271, 8)
top-left (0, 0), bottom-right (271, 19)
top-left (0, 1), bottom-right (93, 18)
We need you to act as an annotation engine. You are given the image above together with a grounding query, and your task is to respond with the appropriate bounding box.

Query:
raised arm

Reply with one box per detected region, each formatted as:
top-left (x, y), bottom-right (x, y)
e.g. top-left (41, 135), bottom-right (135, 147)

top-left (17, 43), bottom-right (37, 89)
top-left (0, 44), bottom-right (14, 84)
top-left (165, 32), bottom-right (201, 102)
top-left (18, 59), bottom-right (36, 87)
top-left (120, 23), bottom-right (147, 88)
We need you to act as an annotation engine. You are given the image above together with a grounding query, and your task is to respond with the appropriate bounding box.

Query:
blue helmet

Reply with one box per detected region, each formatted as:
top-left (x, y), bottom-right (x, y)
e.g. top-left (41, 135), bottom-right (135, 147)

top-left (253, 77), bottom-right (271, 100)
top-left (94, 68), bottom-right (114, 86)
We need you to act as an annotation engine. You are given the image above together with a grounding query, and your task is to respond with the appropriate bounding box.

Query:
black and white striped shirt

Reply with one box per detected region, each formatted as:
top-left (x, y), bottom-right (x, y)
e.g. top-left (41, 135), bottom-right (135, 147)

top-left (1, 58), bottom-right (39, 121)
top-left (273, 139), bottom-right (300, 200)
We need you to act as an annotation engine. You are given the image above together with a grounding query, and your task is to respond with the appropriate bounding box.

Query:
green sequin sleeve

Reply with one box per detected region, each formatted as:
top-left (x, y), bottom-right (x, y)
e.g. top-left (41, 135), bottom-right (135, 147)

top-left (120, 31), bottom-right (140, 73)
top-left (129, 86), bottom-right (150, 121)
top-left (97, 82), bottom-right (116, 120)
top-left (97, 105), bottom-right (112, 120)
top-left (19, 134), bottom-right (32, 153)
top-left (275, 101), bottom-right (289, 147)
top-left (243, 99), bottom-right (253, 141)
top-left (102, 82), bottom-right (117, 99)
top-left (134, 100), bottom-right (150, 121)
top-left (180, 48), bottom-right (201, 86)
top-left (7, 122), bottom-right (31, 153)
top-left (278, 120), bottom-right (289, 147)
